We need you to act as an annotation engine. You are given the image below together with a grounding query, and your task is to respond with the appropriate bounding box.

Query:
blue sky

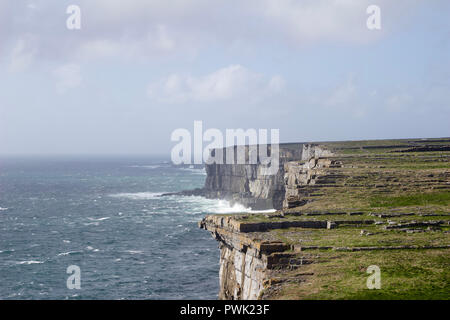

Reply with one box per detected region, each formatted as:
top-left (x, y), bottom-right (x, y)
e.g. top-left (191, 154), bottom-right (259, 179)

top-left (0, 0), bottom-right (449, 155)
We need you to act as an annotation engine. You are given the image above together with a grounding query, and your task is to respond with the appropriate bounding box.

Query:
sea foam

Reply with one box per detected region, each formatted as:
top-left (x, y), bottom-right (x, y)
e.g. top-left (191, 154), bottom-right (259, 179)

top-left (210, 200), bottom-right (276, 214)
top-left (128, 164), bottom-right (168, 169)
top-left (17, 260), bottom-right (43, 265)
top-left (109, 192), bottom-right (164, 200)
top-left (179, 167), bottom-right (207, 175)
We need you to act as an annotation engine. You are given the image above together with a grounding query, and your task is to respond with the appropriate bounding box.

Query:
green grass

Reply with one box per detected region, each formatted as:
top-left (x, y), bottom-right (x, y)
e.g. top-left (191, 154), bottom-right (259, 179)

top-left (370, 192), bottom-right (450, 208)
top-left (270, 224), bottom-right (449, 249)
top-left (269, 249), bottom-right (450, 300)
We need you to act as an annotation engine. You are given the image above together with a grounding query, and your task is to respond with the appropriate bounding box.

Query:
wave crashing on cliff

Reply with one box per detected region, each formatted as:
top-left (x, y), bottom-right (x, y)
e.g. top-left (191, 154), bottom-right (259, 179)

top-left (109, 192), bottom-right (275, 214)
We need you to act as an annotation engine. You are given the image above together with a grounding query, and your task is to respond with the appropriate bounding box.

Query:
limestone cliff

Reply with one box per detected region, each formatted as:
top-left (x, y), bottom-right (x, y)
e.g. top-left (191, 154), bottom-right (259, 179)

top-left (199, 138), bottom-right (450, 300)
top-left (198, 215), bottom-right (292, 299)
top-left (168, 143), bottom-right (332, 210)
top-left (202, 143), bottom-right (325, 210)
top-left (198, 144), bottom-right (337, 299)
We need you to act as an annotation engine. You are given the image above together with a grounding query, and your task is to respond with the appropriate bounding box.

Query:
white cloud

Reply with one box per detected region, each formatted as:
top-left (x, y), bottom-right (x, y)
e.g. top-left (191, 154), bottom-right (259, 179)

top-left (257, 0), bottom-right (422, 44)
top-left (53, 64), bottom-right (82, 94)
top-left (258, 0), bottom-right (368, 43)
top-left (77, 39), bottom-right (127, 60)
top-left (324, 79), bottom-right (357, 107)
top-left (80, 0), bottom-right (410, 46)
top-left (316, 76), bottom-right (367, 118)
top-left (75, 24), bottom-right (177, 61)
top-left (8, 34), bottom-right (38, 72)
top-left (268, 75), bottom-right (286, 92)
top-left (386, 93), bottom-right (413, 112)
top-left (0, 1), bottom-right (422, 63)
top-left (147, 65), bottom-right (284, 103)
top-left (152, 25), bottom-right (176, 51)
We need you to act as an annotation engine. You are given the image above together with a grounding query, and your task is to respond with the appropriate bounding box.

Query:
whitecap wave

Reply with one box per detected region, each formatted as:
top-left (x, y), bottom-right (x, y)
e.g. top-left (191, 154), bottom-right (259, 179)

top-left (180, 167), bottom-right (206, 175)
top-left (210, 200), bottom-right (276, 214)
top-left (83, 222), bottom-right (100, 226)
top-left (128, 164), bottom-right (168, 169)
top-left (124, 250), bottom-right (144, 254)
top-left (0, 207), bottom-right (8, 211)
top-left (168, 195), bottom-right (276, 214)
top-left (109, 192), bottom-right (164, 200)
top-left (17, 260), bottom-right (43, 265)
top-left (57, 251), bottom-right (82, 257)
top-left (87, 217), bottom-right (111, 221)
top-left (0, 249), bottom-right (15, 254)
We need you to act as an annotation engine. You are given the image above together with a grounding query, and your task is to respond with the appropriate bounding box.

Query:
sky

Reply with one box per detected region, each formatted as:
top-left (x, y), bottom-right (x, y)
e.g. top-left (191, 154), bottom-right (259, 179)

top-left (0, 0), bottom-right (449, 155)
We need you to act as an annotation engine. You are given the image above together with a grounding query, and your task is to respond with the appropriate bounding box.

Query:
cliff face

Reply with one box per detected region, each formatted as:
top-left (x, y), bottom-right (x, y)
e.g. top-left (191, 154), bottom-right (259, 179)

top-left (203, 163), bottom-right (285, 210)
top-left (199, 215), bottom-right (292, 299)
top-left (199, 144), bottom-right (336, 299)
top-left (202, 144), bottom-right (305, 210)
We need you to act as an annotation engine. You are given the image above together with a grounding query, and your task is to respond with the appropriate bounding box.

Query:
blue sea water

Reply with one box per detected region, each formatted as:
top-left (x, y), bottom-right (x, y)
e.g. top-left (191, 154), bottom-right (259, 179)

top-left (0, 156), bottom-right (255, 299)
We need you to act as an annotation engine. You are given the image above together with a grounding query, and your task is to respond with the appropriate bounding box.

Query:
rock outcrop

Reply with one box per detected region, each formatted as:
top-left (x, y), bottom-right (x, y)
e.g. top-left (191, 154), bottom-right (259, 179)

top-left (283, 156), bottom-right (341, 208)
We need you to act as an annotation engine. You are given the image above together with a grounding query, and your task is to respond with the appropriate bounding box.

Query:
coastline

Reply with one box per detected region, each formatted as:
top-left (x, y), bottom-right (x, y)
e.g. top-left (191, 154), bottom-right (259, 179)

top-left (197, 138), bottom-right (450, 299)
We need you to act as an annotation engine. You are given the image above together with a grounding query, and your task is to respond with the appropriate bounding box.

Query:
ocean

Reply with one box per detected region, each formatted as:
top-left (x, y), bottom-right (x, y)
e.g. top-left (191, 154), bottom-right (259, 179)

top-left (0, 156), bottom-right (261, 299)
